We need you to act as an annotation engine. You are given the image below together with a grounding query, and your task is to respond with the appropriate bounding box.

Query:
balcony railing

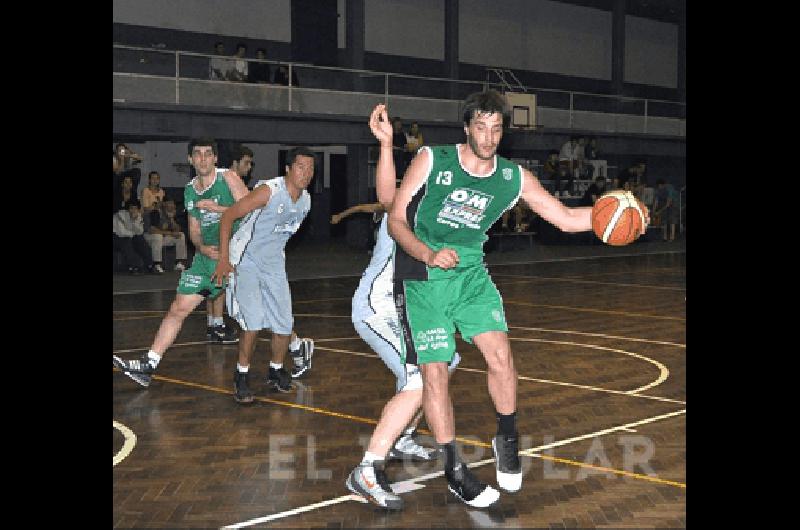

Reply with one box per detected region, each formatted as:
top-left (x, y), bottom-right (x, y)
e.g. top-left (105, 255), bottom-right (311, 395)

top-left (113, 44), bottom-right (685, 136)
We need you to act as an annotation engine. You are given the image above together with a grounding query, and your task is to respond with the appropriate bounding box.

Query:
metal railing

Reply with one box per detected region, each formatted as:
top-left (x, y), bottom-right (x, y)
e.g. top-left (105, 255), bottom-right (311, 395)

top-left (113, 44), bottom-right (685, 135)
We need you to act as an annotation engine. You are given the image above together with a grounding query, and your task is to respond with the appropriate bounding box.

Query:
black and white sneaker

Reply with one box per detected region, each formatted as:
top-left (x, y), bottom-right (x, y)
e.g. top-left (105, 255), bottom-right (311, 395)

top-left (446, 463), bottom-right (500, 508)
top-left (233, 370), bottom-right (254, 404)
top-left (207, 323), bottom-right (239, 344)
top-left (113, 355), bottom-right (155, 387)
top-left (289, 338), bottom-right (314, 378)
top-left (492, 434), bottom-right (522, 492)
top-left (267, 366), bottom-right (292, 392)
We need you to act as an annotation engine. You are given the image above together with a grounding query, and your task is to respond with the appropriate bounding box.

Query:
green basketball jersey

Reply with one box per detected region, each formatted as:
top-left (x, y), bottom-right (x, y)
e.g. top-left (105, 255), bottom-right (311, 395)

top-left (395, 145), bottom-right (522, 280)
top-left (184, 168), bottom-right (240, 246)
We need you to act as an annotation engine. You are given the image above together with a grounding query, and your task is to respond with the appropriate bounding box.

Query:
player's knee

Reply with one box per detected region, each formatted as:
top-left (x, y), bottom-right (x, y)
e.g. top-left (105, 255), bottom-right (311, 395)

top-left (168, 300), bottom-right (194, 320)
top-left (421, 362), bottom-right (449, 388)
top-left (486, 345), bottom-right (514, 371)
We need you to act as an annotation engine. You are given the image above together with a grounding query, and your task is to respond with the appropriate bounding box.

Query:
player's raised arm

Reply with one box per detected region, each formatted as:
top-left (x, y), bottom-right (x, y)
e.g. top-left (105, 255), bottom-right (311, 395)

top-left (369, 103), bottom-right (398, 209)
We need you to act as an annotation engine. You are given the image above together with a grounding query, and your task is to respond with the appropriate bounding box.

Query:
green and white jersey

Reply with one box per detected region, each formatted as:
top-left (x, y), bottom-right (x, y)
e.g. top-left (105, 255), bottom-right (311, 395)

top-left (394, 144), bottom-right (523, 280)
top-left (184, 168), bottom-right (240, 246)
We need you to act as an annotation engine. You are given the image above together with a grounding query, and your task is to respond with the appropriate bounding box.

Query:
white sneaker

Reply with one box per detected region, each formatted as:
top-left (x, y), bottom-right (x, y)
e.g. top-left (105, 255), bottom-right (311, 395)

top-left (388, 434), bottom-right (440, 461)
top-left (175, 262), bottom-right (186, 272)
top-left (153, 264), bottom-right (165, 274)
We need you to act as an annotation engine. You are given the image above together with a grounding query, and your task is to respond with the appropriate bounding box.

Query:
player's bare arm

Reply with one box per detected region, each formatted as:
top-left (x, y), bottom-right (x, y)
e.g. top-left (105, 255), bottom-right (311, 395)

top-left (331, 203), bottom-right (384, 224)
top-left (387, 149), bottom-right (459, 270)
top-left (188, 216), bottom-right (219, 260)
top-left (195, 171), bottom-right (250, 214)
top-left (519, 168), bottom-right (592, 233)
top-left (369, 103), bottom-right (397, 209)
top-left (211, 185), bottom-right (272, 286)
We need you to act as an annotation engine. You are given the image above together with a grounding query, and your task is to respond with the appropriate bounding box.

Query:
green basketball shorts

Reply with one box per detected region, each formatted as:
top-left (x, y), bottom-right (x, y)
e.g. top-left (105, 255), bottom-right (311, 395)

top-left (395, 264), bottom-right (508, 364)
top-left (176, 253), bottom-right (224, 298)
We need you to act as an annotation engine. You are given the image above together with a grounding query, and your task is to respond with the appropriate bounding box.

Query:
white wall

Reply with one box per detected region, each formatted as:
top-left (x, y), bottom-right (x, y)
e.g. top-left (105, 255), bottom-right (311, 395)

top-left (112, 0), bottom-right (292, 42)
top-left (460, 0), bottom-right (611, 79)
top-left (365, 0), bottom-right (445, 60)
top-left (114, 0), bottom-right (679, 88)
top-left (624, 15), bottom-right (678, 88)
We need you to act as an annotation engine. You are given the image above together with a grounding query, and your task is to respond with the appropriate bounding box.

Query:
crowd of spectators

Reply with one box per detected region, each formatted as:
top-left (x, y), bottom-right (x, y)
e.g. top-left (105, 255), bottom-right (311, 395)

top-left (208, 42), bottom-right (299, 86)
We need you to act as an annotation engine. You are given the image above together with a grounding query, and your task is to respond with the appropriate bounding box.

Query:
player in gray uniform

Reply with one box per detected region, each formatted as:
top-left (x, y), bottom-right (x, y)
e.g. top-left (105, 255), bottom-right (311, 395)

top-left (212, 147), bottom-right (316, 402)
top-left (338, 104), bottom-right (461, 510)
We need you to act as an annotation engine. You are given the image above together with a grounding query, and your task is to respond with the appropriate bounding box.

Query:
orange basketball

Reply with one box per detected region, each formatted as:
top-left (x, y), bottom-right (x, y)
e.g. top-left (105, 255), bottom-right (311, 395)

top-left (591, 190), bottom-right (647, 246)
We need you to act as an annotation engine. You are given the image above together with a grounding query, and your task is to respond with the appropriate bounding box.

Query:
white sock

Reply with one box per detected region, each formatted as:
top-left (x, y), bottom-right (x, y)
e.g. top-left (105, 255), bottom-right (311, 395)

top-left (207, 315), bottom-right (215, 326)
top-left (403, 426), bottom-right (415, 437)
top-left (212, 317), bottom-right (224, 327)
top-left (269, 362), bottom-right (283, 370)
top-left (237, 363), bottom-right (249, 373)
top-left (361, 451), bottom-right (383, 466)
top-left (147, 351), bottom-right (161, 367)
top-left (289, 336), bottom-right (301, 350)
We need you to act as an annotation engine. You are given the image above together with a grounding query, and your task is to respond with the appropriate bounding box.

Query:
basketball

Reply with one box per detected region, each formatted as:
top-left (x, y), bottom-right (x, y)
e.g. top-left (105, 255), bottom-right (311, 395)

top-left (591, 190), bottom-right (647, 246)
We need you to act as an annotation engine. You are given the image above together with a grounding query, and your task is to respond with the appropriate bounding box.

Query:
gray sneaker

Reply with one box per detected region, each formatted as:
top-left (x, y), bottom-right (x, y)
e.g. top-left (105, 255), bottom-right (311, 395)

top-left (345, 461), bottom-right (403, 510)
top-left (388, 434), bottom-right (440, 461)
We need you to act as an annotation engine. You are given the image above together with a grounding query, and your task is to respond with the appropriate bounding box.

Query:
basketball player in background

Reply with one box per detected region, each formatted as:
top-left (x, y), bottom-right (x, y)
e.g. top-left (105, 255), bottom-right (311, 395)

top-left (113, 138), bottom-right (249, 387)
top-left (211, 147), bottom-right (316, 402)
top-left (203, 144), bottom-right (254, 343)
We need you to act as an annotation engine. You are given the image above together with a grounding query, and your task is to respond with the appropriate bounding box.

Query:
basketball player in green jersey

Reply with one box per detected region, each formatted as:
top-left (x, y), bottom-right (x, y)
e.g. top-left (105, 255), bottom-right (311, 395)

top-left (389, 90), bottom-right (646, 507)
top-left (114, 138), bottom-right (249, 387)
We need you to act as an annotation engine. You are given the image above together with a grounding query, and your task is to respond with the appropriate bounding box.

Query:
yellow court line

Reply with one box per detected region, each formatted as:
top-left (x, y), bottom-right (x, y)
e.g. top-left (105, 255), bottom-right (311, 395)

top-left (113, 369), bottom-right (684, 489)
top-left (503, 300), bottom-right (686, 322)
top-left (528, 454), bottom-right (686, 488)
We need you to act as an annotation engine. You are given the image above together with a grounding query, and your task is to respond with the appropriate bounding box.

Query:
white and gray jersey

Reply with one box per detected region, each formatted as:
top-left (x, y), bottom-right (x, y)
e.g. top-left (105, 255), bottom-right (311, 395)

top-left (229, 177), bottom-right (311, 268)
top-left (352, 214), bottom-right (402, 353)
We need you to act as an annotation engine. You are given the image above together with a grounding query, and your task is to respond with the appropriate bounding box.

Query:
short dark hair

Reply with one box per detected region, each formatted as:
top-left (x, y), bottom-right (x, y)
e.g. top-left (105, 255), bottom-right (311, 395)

top-left (214, 41), bottom-right (224, 48)
top-left (236, 42), bottom-right (246, 51)
top-left (234, 144), bottom-right (254, 163)
top-left (124, 199), bottom-right (141, 210)
top-left (656, 178), bottom-right (666, 186)
top-left (595, 175), bottom-right (606, 182)
top-left (256, 47), bottom-right (266, 55)
top-left (188, 138), bottom-right (218, 156)
top-left (286, 146), bottom-right (315, 167)
top-left (461, 89), bottom-right (509, 127)
top-left (148, 171), bottom-right (159, 179)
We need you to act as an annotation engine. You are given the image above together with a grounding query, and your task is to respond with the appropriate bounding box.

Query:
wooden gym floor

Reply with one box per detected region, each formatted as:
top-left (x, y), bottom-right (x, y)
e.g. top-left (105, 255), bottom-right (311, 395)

top-left (113, 251), bottom-right (686, 529)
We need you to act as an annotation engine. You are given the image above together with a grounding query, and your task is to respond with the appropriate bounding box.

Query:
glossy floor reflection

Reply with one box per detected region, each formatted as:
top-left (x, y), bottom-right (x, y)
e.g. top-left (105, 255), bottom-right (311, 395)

top-left (114, 251), bottom-right (686, 529)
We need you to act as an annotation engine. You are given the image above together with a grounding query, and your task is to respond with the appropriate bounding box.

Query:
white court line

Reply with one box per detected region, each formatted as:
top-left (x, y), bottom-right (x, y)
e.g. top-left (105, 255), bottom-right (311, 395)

top-left (113, 421), bottom-right (137, 466)
top-left (112, 250), bottom-right (685, 295)
top-left (509, 337), bottom-right (670, 394)
top-left (494, 273), bottom-right (685, 291)
top-left (223, 408), bottom-right (686, 529)
top-left (111, 340), bottom-right (684, 405)
top-left (507, 325), bottom-right (685, 348)
top-left (312, 344), bottom-right (684, 405)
